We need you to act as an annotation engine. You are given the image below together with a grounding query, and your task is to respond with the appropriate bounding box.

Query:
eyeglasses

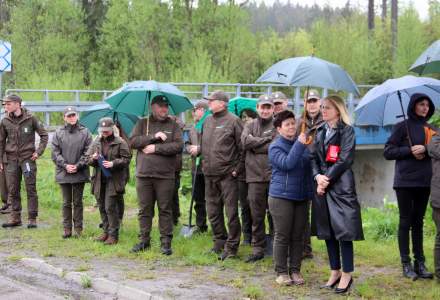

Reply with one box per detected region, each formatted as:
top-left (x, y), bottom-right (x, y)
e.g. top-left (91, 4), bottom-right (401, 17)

top-left (306, 98), bottom-right (319, 104)
top-left (65, 114), bottom-right (77, 118)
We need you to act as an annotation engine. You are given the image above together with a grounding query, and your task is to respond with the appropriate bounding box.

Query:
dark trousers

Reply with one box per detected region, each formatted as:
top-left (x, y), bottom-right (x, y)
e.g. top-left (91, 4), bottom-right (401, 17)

top-left (325, 239), bottom-right (354, 273)
top-left (0, 167), bottom-right (8, 205)
top-left (118, 197), bottom-right (124, 221)
top-left (248, 182), bottom-right (269, 255)
top-left (395, 187), bottom-right (430, 263)
top-left (60, 182), bottom-right (85, 230)
top-left (137, 177), bottom-right (174, 245)
top-left (303, 200), bottom-right (312, 255)
top-left (432, 208), bottom-right (440, 279)
top-left (172, 172), bottom-right (181, 224)
top-left (269, 196), bottom-right (308, 275)
top-left (239, 180), bottom-right (252, 242)
top-left (97, 182), bottom-right (121, 238)
top-left (205, 175), bottom-right (241, 254)
top-left (192, 173), bottom-right (207, 230)
top-left (6, 160), bottom-right (38, 219)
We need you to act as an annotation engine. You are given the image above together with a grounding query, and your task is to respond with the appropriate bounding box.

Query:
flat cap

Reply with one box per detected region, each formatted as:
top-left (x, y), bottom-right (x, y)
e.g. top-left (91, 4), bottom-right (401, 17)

top-left (203, 90), bottom-right (229, 103)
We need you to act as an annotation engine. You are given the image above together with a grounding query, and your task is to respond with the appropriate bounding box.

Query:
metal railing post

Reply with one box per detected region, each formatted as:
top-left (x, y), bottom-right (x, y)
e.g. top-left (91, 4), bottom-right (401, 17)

top-left (44, 90), bottom-right (50, 126)
top-left (236, 84), bottom-right (241, 97)
top-left (348, 93), bottom-right (355, 121)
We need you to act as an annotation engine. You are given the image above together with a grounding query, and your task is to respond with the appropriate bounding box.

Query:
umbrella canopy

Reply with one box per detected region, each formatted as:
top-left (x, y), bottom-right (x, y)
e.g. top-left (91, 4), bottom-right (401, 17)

top-left (105, 80), bottom-right (193, 117)
top-left (409, 40), bottom-right (440, 75)
top-left (256, 56), bottom-right (360, 95)
top-left (80, 103), bottom-right (139, 135)
top-left (354, 75), bottom-right (440, 126)
top-left (228, 97), bottom-right (257, 117)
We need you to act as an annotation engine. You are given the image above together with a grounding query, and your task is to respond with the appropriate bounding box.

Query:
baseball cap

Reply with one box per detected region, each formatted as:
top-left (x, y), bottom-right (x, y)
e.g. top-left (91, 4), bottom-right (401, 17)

top-left (305, 89), bottom-right (321, 100)
top-left (64, 106), bottom-right (77, 116)
top-left (151, 95), bottom-right (169, 105)
top-left (258, 94), bottom-right (274, 106)
top-left (98, 117), bottom-right (115, 132)
top-left (203, 90), bottom-right (230, 103)
top-left (194, 100), bottom-right (209, 110)
top-left (2, 94), bottom-right (22, 103)
top-left (271, 91), bottom-right (287, 103)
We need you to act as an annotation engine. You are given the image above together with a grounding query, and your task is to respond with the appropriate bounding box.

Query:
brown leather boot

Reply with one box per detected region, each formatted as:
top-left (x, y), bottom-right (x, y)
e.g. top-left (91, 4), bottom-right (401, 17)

top-left (73, 228), bottom-right (82, 238)
top-left (104, 236), bottom-right (118, 245)
top-left (62, 228), bottom-right (72, 239)
top-left (94, 233), bottom-right (109, 242)
top-left (0, 203), bottom-right (10, 214)
top-left (27, 218), bottom-right (37, 229)
top-left (2, 214), bottom-right (22, 228)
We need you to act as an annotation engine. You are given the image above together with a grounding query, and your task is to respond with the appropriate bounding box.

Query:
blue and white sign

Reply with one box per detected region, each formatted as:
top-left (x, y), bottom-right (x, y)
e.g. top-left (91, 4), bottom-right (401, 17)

top-left (0, 40), bottom-right (12, 73)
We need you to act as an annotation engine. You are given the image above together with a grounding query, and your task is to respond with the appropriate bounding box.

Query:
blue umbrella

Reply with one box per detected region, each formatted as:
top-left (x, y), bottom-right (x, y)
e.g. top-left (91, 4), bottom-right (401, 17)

top-left (105, 80), bottom-right (193, 117)
top-left (354, 75), bottom-right (440, 127)
top-left (80, 103), bottom-right (139, 135)
top-left (256, 56), bottom-right (360, 95)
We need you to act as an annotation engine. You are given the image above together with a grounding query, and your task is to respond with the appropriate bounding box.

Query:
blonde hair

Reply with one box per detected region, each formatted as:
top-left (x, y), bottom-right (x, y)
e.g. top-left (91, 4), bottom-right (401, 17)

top-left (324, 95), bottom-right (351, 125)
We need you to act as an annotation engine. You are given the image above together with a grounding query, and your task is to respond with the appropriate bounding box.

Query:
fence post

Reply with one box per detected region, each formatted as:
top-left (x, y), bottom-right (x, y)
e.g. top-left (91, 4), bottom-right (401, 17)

top-left (44, 90), bottom-right (50, 126)
top-left (348, 93), bottom-right (355, 121)
top-left (267, 85), bottom-right (272, 95)
top-left (236, 84), bottom-right (241, 97)
top-left (75, 90), bottom-right (80, 103)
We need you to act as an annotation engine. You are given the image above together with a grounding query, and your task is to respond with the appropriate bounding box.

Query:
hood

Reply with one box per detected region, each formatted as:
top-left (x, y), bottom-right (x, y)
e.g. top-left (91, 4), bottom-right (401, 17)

top-left (407, 93), bottom-right (435, 122)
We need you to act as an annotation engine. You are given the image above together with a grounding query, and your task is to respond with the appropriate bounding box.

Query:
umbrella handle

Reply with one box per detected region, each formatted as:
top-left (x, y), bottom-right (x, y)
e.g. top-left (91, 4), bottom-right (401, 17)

top-left (301, 87), bottom-right (313, 145)
top-left (397, 90), bottom-right (413, 147)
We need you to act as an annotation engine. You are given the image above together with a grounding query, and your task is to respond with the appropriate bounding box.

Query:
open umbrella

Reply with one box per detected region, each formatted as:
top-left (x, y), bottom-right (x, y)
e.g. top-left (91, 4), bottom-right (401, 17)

top-left (80, 103), bottom-right (139, 136)
top-left (256, 56), bottom-right (360, 95)
top-left (105, 80), bottom-right (193, 117)
top-left (228, 97), bottom-right (257, 117)
top-left (354, 75), bottom-right (440, 145)
top-left (257, 55), bottom-right (359, 143)
top-left (409, 40), bottom-right (440, 75)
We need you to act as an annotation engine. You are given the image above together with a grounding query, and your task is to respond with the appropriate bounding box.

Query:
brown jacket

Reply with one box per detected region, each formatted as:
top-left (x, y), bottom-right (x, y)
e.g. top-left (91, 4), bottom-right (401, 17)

top-left (201, 109), bottom-right (243, 177)
top-left (88, 134), bottom-right (131, 199)
top-left (428, 134), bottom-right (440, 208)
top-left (296, 112), bottom-right (323, 136)
top-left (242, 116), bottom-right (275, 183)
top-left (185, 125), bottom-right (202, 175)
top-left (130, 115), bottom-right (183, 179)
top-left (0, 108), bottom-right (48, 163)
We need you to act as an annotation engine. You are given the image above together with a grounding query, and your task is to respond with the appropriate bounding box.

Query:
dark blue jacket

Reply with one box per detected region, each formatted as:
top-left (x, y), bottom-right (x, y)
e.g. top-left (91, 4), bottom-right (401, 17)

top-left (268, 136), bottom-right (313, 201)
top-left (384, 93), bottom-right (437, 188)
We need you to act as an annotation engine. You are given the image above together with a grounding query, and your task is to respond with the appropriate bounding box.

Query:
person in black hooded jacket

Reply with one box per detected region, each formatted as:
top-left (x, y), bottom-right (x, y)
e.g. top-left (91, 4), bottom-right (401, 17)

top-left (384, 93), bottom-right (437, 280)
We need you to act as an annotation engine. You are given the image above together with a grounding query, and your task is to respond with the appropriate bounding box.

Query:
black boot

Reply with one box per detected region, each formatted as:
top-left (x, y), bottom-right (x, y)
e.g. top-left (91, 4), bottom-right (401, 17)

top-left (414, 260), bottom-right (434, 279)
top-left (402, 263), bottom-right (418, 281)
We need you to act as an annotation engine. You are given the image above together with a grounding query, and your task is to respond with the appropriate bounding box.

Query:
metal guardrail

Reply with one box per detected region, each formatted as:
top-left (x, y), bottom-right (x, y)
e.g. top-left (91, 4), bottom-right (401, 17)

top-left (5, 83), bottom-right (376, 126)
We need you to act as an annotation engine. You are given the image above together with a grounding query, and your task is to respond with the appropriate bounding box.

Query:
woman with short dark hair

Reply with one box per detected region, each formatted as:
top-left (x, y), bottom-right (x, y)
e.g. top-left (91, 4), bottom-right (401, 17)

top-left (268, 110), bottom-right (312, 286)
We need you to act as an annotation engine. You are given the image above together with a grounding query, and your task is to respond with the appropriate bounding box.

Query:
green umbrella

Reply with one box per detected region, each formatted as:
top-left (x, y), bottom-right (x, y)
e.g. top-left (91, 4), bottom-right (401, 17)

top-left (105, 80), bottom-right (193, 117)
top-left (409, 40), bottom-right (440, 75)
top-left (228, 97), bottom-right (258, 117)
top-left (80, 103), bottom-right (139, 136)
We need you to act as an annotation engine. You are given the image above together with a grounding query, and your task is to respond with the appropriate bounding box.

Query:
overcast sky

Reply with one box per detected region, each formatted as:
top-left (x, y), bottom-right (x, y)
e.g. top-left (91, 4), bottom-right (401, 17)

top-left (258, 0), bottom-right (429, 20)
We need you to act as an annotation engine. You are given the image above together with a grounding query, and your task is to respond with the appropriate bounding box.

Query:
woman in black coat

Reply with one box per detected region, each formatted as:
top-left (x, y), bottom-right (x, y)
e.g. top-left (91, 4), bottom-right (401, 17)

top-left (311, 95), bottom-right (363, 294)
top-left (384, 93), bottom-right (436, 280)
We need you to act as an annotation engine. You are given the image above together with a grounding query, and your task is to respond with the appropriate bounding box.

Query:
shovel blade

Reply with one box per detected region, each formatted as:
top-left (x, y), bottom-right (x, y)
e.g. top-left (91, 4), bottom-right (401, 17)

top-left (180, 225), bottom-right (196, 238)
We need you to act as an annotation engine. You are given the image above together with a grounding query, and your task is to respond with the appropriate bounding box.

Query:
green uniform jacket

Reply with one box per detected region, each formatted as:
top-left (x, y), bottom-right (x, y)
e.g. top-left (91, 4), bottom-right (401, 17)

top-left (87, 135), bottom-right (131, 199)
top-left (0, 108), bottom-right (48, 163)
top-left (129, 115), bottom-right (183, 179)
top-left (201, 109), bottom-right (243, 177)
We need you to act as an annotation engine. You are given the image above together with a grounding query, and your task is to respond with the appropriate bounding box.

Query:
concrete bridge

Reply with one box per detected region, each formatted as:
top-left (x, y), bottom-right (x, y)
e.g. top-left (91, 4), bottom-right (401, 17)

top-left (3, 83), bottom-right (396, 207)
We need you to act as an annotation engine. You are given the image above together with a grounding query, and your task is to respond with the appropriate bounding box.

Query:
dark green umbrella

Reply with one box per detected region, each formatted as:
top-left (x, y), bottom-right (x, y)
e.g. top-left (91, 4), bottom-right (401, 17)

top-left (80, 103), bottom-right (139, 136)
top-left (228, 97), bottom-right (258, 116)
top-left (105, 80), bottom-right (193, 117)
top-left (409, 40), bottom-right (440, 75)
